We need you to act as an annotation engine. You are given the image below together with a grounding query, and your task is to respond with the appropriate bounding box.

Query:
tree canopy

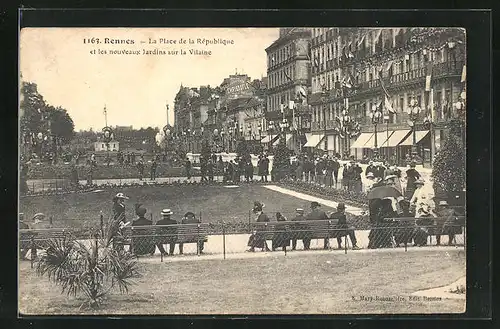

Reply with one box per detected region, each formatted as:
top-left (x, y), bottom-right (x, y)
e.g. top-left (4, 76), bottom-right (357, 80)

top-left (20, 81), bottom-right (75, 145)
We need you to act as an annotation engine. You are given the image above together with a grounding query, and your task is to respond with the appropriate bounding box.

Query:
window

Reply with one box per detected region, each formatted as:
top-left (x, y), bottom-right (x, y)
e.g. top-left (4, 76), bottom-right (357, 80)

top-left (102, 143), bottom-right (105, 148)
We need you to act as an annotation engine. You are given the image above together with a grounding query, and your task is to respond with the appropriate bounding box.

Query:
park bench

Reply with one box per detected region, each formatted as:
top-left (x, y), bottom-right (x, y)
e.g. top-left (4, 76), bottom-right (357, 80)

top-left (250, 220), bottom-right (354, 247)
top-left (387, 216), bottom-right (466, 246)
top-left (121, 223), bottom-right (209, 255)
top-left (19, 228), bottom-right (73, 250)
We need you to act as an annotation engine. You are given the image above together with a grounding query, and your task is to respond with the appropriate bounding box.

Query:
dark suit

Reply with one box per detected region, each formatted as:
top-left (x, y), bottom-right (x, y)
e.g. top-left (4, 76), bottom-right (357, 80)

top-left (248, 212), bottom-right (270, 250)
top-left (291, 214), bottom-right (306, 250)
top-left (178, 217), bottom-right (203, 254)
top-left (305, 209), bottom-right (329, 249)
top-left (330, 211), bottom-right (358, 248)
top-left (156, 218), bottom-right (178, 255)
top-left (131, 217), bottom-right (155, 255)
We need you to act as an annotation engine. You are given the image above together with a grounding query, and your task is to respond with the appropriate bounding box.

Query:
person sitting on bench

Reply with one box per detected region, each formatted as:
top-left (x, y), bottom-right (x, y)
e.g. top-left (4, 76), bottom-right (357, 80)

top-left (156, 209), bottom-right (178, 256)
top-left (179, 212), bottom-right (204, 254)
top-left (329, 203), bottom-right (361, 250)
top-left (305, 201), bottom-right (330, 250)
top-left (131, 206), bottom-right (155, 256)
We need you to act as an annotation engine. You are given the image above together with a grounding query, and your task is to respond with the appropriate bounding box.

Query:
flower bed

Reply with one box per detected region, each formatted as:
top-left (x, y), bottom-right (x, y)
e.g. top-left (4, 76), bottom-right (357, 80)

top-left (21, 180), bottom-right (273, 197)
top-left (26, 163), bottom-right (201, 180)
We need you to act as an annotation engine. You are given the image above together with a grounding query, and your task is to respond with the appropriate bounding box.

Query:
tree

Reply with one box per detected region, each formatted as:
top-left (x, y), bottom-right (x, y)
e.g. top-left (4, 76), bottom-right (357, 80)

top-left (20, 82), bottom-right (46, 135)
top-left (236, 137), bottom-right (250, 162)
top-left (200, 139), bottom-right (211, 161)
top-left (36, 220), bottom-right (141, 310)
top-left (431, 131), bottom-right (465, 201)
top-left (48, 106), bottom-right (75, 144)
top-left (271, 140), bottom-right (293, 181)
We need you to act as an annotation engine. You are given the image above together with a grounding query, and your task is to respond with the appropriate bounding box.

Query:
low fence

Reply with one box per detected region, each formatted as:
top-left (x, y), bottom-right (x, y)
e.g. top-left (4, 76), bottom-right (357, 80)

top-left (20, 217), bottom-right (466, 267)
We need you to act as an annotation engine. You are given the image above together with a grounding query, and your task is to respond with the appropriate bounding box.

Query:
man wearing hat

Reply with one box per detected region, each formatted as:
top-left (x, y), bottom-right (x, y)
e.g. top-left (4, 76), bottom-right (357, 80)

top-left (111, 193), bottom-right (129, 251)
top-left (290, 208), bottom-right (306, 251)
top-left (247, 201), bottom-right (271, 252)
top-left (305, 201), bottom-right (330, 249)
top-left (365, 160), bottom-right (376, 178)
top-left (131, 206), bottom-right (155, 256)
top-left (404, 161), bottom-right (421, 199)
top-left (436, 200), bottom-right (461, 246)
top-left (156, 209), bottom-right (178, 256)
top-left (329, 203), bottom-right (361, 250)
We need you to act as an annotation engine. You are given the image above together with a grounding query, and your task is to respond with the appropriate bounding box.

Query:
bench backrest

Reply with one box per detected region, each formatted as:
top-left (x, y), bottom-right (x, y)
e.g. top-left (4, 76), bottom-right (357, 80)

top-left (121, 224), bottom-right (210, 244)
top-left (20, 228), bottom-right (73, 248)
top-left (385, 216), bottom-right (466, 227)
top-left (250, 220), bottom-right (350, 239)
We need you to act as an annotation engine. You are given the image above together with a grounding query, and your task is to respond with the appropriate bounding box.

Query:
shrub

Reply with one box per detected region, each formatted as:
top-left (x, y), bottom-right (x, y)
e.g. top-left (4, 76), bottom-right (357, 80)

top-left (35, 220), bottom-right (141, 310)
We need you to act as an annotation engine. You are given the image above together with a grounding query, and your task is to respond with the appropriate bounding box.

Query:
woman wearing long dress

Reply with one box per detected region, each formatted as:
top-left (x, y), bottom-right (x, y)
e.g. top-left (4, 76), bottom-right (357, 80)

top-left (272, 212), bottom-right (290, 251)
top-left (247, 202), bottom-right (271, 252)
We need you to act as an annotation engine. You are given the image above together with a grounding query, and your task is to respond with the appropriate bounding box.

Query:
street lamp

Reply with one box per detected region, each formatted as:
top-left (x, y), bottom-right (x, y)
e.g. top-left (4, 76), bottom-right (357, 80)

top-left (407, 98), bottom-right (422, 161)
top-left (268, 121), bottom-right (275, 153)
top-left (280, 118), bottom-right (289, 147)
top-left (369, 104), bottom-right (383, 160)
top-left (220, 129), bottom-right (226, 152)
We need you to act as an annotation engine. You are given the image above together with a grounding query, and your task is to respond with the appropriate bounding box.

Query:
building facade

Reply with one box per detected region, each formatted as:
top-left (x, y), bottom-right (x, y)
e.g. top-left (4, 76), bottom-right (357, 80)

top-left (309, 27), bottom-right (466, 165)
top-left (265, 28), bottom-right (312, 153)
top-left (94, 141), bottom-right (119, 152)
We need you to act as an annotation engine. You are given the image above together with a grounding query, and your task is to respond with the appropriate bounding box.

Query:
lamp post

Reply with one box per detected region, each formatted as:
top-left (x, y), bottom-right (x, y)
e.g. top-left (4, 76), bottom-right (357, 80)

top-left (454, 90), bottom-right (466, 145)
top-left (321, 90), bottom-right (328, 153)
top-left (268, 121), bottom-right (275, 153)
top-left (407, 98), bottom-right (422, 161)
top-left (340, 108), bottom-right (352, 156)
top-left (280, 118), bottom-right (289, 147)
top-left (220, 129), bottom-right (226, 152)
top-left (369, 104), bottom-right (383, 160)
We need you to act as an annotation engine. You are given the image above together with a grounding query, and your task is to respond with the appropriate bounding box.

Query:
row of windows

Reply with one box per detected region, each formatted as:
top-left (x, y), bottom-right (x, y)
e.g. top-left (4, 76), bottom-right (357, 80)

top-left (267, 90), bottom-right (295, 113)
top-left (311, 47), bottom-right (454, 94)
top-left (268, 64), bottom-right (296, 89)
top-left (311, 29), bottom-right (403, 64)
top-left (267, 43), bottom-right (295, 67)
top-left (310, 86), bottom-right (456, 124)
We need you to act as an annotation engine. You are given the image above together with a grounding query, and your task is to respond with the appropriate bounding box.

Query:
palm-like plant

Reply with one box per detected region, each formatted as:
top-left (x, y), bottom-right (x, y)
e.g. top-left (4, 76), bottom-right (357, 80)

top-left (35, 217), bottom-right (141, 310)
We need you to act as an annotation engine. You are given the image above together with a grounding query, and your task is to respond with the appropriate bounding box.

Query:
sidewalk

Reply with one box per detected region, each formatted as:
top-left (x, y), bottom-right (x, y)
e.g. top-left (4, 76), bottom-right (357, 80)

top-left (264, 185), bottom-right (366, 215)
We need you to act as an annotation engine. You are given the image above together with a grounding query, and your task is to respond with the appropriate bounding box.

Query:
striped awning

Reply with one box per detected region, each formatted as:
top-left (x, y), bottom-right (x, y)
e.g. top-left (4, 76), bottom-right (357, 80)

top-left (380, 130), bottom-right (411, 147)
top-left (350, 133), bottom-right (373, 149)
top-left (273, 134), bottom-right (292, 146)
top-left (398, 130), bottom-right (430, 146)
top-left (364, 131), bottom-right (392, 149)
top-left (260, 135), bottom-right (272, 143)
top-left (303, 134), bottom-right (324, 148)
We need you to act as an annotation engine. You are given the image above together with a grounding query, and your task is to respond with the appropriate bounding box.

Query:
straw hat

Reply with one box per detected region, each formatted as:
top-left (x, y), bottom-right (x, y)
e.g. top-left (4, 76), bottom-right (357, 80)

top-left (115, 192), bottom-right (129, 200)
top-left (161, 208), bottom-right (173, 216)
top-left (438, 200), bottom-right (449, 206)
top-left (295, 208), bottom-right (304, 213)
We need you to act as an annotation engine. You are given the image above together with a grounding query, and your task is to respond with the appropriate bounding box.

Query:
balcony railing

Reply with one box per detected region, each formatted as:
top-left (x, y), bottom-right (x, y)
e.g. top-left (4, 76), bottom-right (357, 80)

top-left (311, 120), bottom-right (338, 131)
top-left (356, 60), bottom-right (464, 93)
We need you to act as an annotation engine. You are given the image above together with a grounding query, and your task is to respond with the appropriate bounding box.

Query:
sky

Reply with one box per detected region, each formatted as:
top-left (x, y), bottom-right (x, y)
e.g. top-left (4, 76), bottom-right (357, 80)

top-left (20, 28), bottom-right (279, 131)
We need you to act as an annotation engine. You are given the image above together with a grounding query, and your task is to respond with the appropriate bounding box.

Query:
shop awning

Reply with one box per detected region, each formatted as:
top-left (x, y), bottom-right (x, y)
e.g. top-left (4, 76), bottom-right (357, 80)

top-left (260, 135), bottom-right (272, 143)
top-left (364, 131), bottom-right (392, 149)
top-left (350, 133), bottom-right (373, 148)
top-left (380, 130), bottom-right (411, 147)
top-left (273, 134), bottom-right (292, 146)
top-left (303, 134), bottom-right (325, 148)
top-left (398, 130), bottom-right (430, 146)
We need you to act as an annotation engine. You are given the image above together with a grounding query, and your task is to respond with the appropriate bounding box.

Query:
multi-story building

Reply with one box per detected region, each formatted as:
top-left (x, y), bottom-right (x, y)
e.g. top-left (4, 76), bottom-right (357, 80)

top-left (265, 28), bottom-right (312, 153)
top-left (174, 74), bottom-right (268, 154)
top-left (309, 27), bottom-right (465, 165)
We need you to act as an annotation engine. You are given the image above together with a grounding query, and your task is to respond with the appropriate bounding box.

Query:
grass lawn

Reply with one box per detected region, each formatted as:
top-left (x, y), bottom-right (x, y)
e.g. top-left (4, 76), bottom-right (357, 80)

top-left (19, 184), bottom-right (341, 228)
top-left (19, 250), bottom-right (465, 315)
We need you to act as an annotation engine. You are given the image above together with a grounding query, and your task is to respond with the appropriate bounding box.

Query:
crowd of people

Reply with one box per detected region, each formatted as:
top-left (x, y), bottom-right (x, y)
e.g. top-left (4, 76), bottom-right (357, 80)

top-left (246, 201), bottom-right (361, 252)
top-left (191, 152), bottom-right (271, 184)
top-left (110, 193), bottom-right (204, 256)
